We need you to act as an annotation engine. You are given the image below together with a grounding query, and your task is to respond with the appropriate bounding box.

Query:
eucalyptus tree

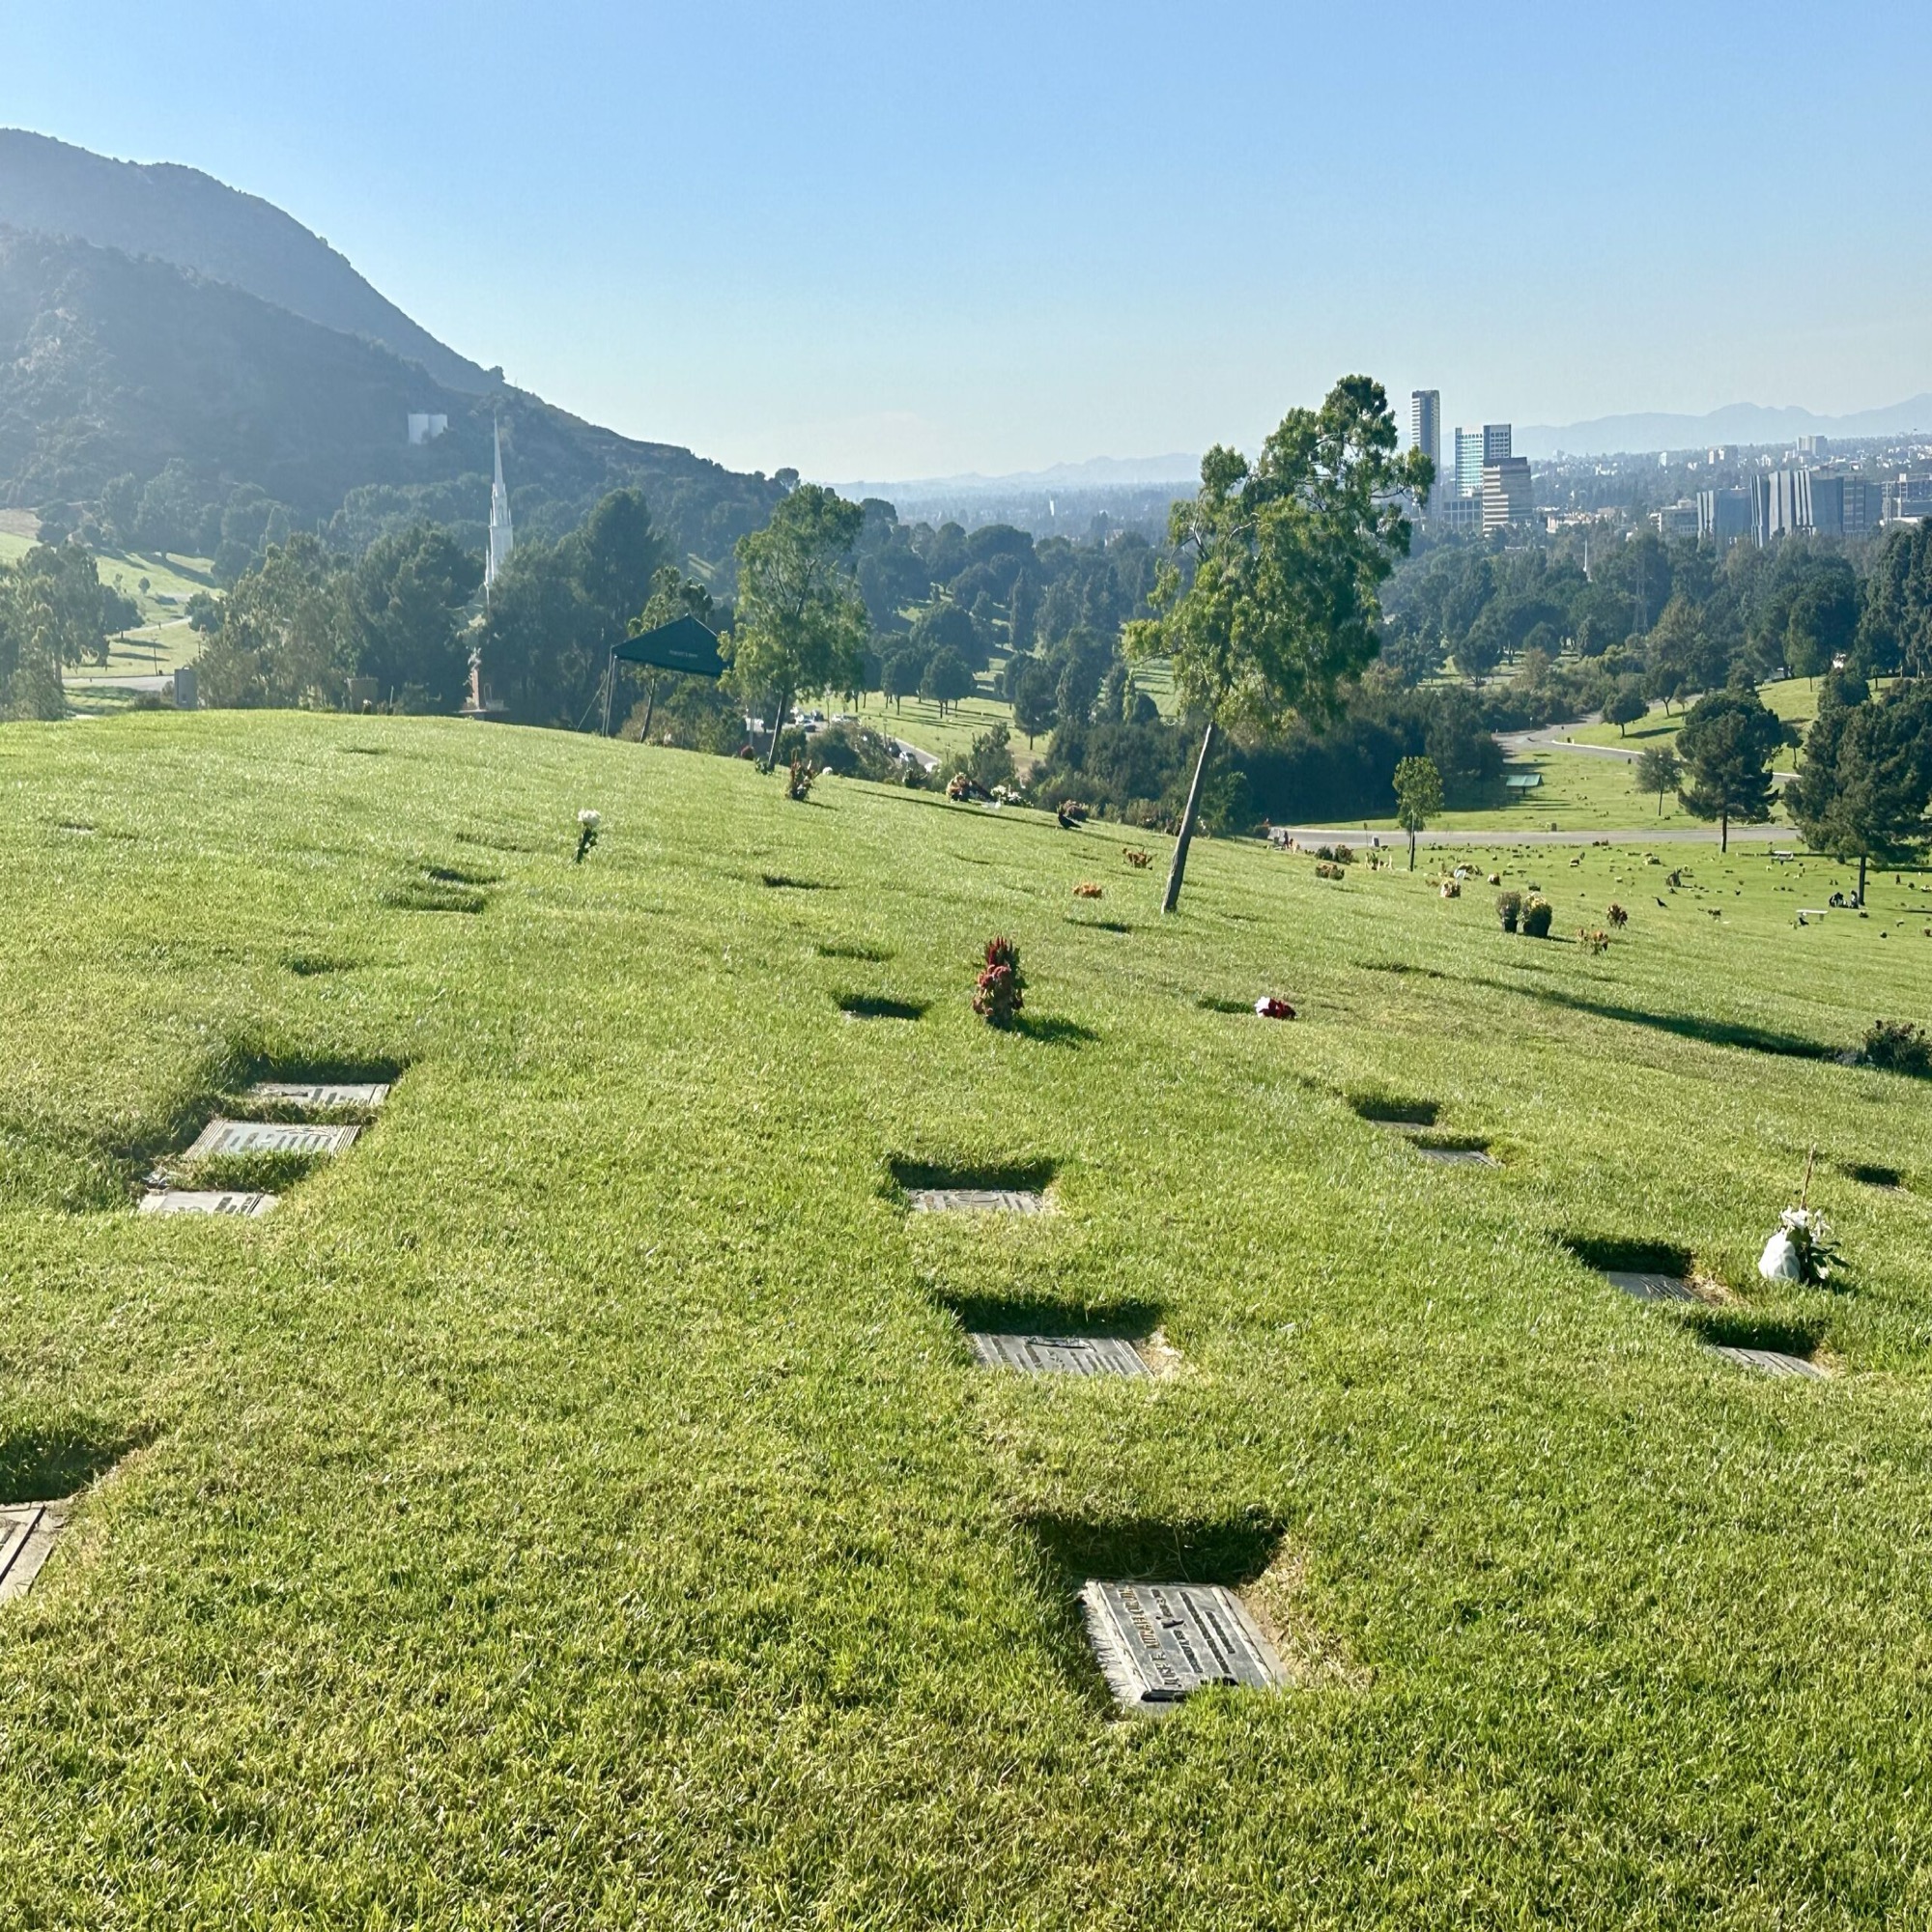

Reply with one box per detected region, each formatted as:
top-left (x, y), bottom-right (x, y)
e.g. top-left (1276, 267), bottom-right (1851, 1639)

top-left (1126, 377), bottom-right (1429, 913)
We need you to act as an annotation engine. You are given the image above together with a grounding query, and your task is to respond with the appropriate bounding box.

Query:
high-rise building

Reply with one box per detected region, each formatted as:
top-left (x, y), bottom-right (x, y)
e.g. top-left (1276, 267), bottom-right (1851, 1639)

top-left (1454, 428), bottom-right (1486, 497)
top-left (486, 420), bottom-right (515, 600)
top-left (1481, 457), bottom-right (1533, 530)
top-left (1752, 469), bottom-right (1811, 545)
top-left (1483, 423), bottom-right (1512, 464)
top-left (1410, 390), bottom-right (1440, 513)
top-left (1697, 489), bottom-right (1751, 547)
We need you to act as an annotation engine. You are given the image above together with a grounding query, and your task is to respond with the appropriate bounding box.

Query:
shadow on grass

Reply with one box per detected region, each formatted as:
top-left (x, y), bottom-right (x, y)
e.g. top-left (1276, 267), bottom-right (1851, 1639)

top-left (760, 874), bottom-right (829, 892)
top-left (1065, 918), bottom-right (1131, 934)
top-left (1681, 1308), bottom-right (1829, 1356)
top-left (1354, 959), bottom-right (1449, 980)
top-left (425, 862), bottom-right (500, 887)
top-left (1013, 1013), bottom-right (1099, 1048)
top-left (1020, 1511), bottom-right (1284, 1588)
top-left (1519, 987), bottom-right (1839, 1063)
top-left (0, 1422), bottom-right (143, 1502)
top-left (817, 941), bottom-right (895, 962)
top-left (1348, 1091), bottom-right (1440, 1126)
top-left (1561, 1234), bottom-right (1694, 1277)
top-left (937, 1290), bottom-right (1163, 1338)
top-left (837, 994), bottom-right (927, 1022)
top-left (189, 1150), bottom-right (328, 1192)
top-left (890, 1155), bottom-right (1058, 1195)
top-left (1841, 1161), bottom-right (1905, 1190)
top-left (383, 880), bottom-right (486, 914)
top-left (1197, 996), bottom-right (1254, 1015)
top-left (283, 954), bottom-right (357, 978)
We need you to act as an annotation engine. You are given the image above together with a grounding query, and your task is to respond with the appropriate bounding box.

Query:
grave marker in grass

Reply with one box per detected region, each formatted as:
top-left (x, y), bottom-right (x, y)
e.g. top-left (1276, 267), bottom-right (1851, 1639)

top-left (0, 1499), bottom-right (71, 1603)
top-left (968, 1333), bottom-right (1150, 1378)
top-left (186, 1120), bottom-right (360, 1159)
top-left (245, 1081), bottom-right (390, 1111)
top-left (1709, 1345), bottom-right (1831, 1380)
top-left (907, 1189), bottom-right (1047, 1215)
top-left (140, 1190), bottom-right (277, 1217)
top-left (1080, 1580), bottom-right (1288, 1715)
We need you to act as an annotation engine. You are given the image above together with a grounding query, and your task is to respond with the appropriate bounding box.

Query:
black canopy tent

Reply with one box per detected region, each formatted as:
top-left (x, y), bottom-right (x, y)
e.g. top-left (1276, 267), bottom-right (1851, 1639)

top-left (604, 614), bottom-right (726, 736)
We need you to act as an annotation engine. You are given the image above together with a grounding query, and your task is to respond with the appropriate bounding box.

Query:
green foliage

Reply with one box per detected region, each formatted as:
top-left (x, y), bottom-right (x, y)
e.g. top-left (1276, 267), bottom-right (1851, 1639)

top-left (1495, 889), bottom-right (1523, 931)
top-left (1392, 754), bottom-right (1444, 833)
top-left (1787, 683), bottom-right (1932, 888)
top-left (1859, 521), bottom-right (1932, 675)
top-left (1862, 1018), bottom-right (1932, 1077)
top-left (1634, 744), bottom-right (1681, 814)
top-left (1676, 686), bottom-right (1785, 847)
top-left (917, 646), bottom-right (976, 715)
top-left (1521, 894), bottom-right (1554, 937)
top-left (728, 484), bottom-right (867, 767)
top-left (1604, 683), bottom-right (1647, 734)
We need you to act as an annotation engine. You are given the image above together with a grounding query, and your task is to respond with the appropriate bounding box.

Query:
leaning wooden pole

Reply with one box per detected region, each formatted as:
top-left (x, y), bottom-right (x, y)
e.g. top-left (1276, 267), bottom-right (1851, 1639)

top-left (1161, 718), bottom-right (1218, 915)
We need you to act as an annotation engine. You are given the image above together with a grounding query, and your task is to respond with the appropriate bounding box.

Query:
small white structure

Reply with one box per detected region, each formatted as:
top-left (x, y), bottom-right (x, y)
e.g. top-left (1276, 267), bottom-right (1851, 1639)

top-left (407, 412), bottom-right (449, 446)
top-left (486, 420), bottom-right (514, 600)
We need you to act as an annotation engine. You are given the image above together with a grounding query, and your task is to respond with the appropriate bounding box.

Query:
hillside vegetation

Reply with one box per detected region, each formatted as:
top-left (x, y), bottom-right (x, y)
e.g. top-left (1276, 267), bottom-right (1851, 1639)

top-left (2, 712), bottom-right (1930, 1923)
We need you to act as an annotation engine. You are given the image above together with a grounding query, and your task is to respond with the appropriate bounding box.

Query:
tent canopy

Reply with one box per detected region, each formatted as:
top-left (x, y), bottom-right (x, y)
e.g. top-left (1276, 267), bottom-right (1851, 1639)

top-left (614, 613), bottom-right (726, 679)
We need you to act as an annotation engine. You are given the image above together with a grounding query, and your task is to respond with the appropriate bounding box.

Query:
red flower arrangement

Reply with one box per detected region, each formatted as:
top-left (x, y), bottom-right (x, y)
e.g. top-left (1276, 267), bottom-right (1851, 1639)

top-left (974, 937), bottom-right (1026, 1028)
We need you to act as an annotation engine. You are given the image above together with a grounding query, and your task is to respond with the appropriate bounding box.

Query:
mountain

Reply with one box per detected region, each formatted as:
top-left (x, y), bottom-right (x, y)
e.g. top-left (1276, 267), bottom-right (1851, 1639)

top-left (0, 129), bottom-right (493, 394)
top-left (841, 452), bottom-right (1200, 497)
top-left (1515, 396), bottom-right (1932, 460)
top-left (0, 224), bottom-right (781, 562)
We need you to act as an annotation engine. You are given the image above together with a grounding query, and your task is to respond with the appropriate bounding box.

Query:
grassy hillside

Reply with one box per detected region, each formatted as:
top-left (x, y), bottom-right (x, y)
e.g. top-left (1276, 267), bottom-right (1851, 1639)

top-left (1, 713), bottom-right (1930, 1924)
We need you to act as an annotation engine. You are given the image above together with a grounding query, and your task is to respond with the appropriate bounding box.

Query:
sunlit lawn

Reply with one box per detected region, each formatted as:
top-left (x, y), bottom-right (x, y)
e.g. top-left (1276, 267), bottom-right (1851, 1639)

top-left (1, 710), bottom-right (1930, 1924)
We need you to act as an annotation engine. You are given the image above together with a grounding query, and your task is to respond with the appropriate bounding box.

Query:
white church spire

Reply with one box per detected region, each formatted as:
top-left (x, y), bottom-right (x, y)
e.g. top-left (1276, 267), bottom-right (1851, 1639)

top-left (486, 419), bottom-right (514, 599)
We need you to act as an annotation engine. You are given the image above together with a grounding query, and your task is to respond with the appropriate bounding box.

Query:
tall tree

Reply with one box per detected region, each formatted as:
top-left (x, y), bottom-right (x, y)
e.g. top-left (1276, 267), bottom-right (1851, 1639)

top-left (1392, 754), bottom-right (1443, 871)
top-left (1126, 377), bottom-right (1429, 912)
top-left (728, 485), bottom-right (867, 770)
top-left (1675, 687), bottom-right (1785, 851)
top-left (1634, 744), bottom-right (1680, 816)
top-left (918, 646), bottom-right (975, 717)
top-left (347, 525), bottom-right (483, 712)
top-left (1009, 655), bottom-right (1057, 747)
top-left (1787, 684), bottom-right (1932, 903)
top-left (192, 535), bottom-right (350, 709)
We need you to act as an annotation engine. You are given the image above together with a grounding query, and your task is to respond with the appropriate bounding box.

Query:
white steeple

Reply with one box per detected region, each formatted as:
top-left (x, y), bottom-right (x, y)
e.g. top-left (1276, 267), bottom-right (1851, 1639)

top-left (486, 419), bottom-right (514, 599)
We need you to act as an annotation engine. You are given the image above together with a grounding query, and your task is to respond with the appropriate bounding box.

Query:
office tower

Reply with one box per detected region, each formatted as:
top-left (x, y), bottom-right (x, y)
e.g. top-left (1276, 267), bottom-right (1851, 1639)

top-left (1696, 489), bottom-right (1751, 547)
top-left (1410, 390), bottom-right (1440, 512)
top-left (1483, 423), bottom-right (1512, 464)
top-left (1454, 428), bottom-right (1486, 496)
top-left (1481, 457), bottom-right (1533, 530)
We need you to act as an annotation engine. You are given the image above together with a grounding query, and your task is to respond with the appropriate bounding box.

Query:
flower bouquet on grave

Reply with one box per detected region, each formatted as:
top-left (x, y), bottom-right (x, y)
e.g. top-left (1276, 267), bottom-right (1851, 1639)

top-left (1759, 1149), bottom-right (1840, 1285)
top-left (1254, 996), bottom-right (1296, 1021)
top-left (575, 810), bottom-right (601, 864)
top-left (973, 937), bottom-right (1025, 1028)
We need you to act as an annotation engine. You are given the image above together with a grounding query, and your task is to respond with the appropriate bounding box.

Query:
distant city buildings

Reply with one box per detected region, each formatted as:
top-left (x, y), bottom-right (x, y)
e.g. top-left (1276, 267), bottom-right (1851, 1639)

top-left (1652, 500), bottom-right (1700, 541)
top-left (1750, 468), bottom-right (1875, 544)
top-left (407, 412), bottom-right (448, 445)
top-left (1884, 475), bottom-right (1932, 524)
top-left (1696, 488), bottom-right (1752, 546)
top-left (1410, 389), bottom-right (1440, 514)
top-left (1453, 427), bottom-right (1487, 497)
top-left (1481, 455), bottom-right (1533, 531)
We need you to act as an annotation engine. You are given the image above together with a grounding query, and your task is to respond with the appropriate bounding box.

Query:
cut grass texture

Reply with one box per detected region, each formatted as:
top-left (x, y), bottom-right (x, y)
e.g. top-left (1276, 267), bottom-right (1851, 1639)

top-left (0, 710), bottom-right (1931, 1921)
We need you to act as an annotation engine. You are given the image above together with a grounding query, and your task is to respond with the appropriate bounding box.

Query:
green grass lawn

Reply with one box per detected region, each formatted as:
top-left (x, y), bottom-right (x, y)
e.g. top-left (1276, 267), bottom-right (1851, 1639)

top-left (850, 687), bottom-right (1024, 764)
top-left (3, 711), bottom-right (1932, 1923)
top-left (1571, 675), bottom-right (1825, 753)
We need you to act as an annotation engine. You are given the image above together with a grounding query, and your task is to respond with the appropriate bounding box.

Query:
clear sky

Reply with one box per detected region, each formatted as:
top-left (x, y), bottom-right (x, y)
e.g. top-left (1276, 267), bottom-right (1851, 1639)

top-left (8, 2), bottom-right (1929, 480)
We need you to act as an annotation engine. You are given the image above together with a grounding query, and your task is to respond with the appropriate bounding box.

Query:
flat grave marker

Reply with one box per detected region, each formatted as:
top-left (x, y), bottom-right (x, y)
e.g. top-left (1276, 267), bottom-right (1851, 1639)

top-left (907, 1188), bottom-right (1047, 1215)
top-left (140, 1190), bottom-right (277, 1217)
top-left (1412, 1146), bottom-right (1497, 1169)
top-left (186, 1119), bottom-right (360, 1160)
top-left (245, 1081), bottom-right (390, 1110)
top-left (968, 1332), bottom-right (1149, 1378)
top-left (0, 1500), bottom-right (71, 1603)
top-left (1080, 1580), bottom-right (1287, 1715)
top-left (1709, 1345), bottom-right (1830, 1381)
top-left (1603, 1269), bottom-right (1703, 1305)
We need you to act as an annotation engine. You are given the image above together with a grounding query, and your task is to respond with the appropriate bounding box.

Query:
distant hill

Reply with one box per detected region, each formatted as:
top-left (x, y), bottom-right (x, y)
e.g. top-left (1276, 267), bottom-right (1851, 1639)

top-left (1516, 396), bottom-right (1932, 460)
top-left (0, 129), bottom-right (494, 394)
top-left (841, 453), bottom-right (1200, 497)
top-left (0, 225), bottom-right (781, 562)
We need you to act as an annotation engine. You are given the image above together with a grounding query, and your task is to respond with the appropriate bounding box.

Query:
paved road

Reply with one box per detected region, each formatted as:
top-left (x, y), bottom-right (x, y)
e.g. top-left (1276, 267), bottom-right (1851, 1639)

top-left (1271, 824), bottom-right (1798, 848)
top-left (1498, 717), bottom-right (1797, 781)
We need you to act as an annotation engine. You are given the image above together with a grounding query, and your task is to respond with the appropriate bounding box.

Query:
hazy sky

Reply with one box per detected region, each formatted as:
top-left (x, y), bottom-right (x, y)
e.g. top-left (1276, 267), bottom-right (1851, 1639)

top-left (9, 2), bottom-right (1929, 479)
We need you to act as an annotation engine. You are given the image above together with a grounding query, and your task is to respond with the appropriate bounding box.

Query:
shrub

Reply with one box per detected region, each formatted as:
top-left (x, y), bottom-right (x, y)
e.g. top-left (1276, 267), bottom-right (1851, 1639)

top-left (1495, 890), bottom-right (1522, 931)
top-left (1315, 844), bottom-right (1335, 862)
top-left (1863, 1019), bottom-right (1932, 1076)
top-left (1522, 895), bottom-right (1554, 938)
top-left (973, 937), bottom-right (1026, 1029)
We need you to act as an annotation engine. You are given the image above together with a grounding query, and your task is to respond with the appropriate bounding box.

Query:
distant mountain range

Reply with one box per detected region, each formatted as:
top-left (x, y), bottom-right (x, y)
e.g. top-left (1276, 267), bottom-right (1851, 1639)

top-left (1515, 396), bottom-right (1932, 460)
top-left (840, 453), bottom-right (1201, 497)
top-left (0, 129), bottom-right (781, 560)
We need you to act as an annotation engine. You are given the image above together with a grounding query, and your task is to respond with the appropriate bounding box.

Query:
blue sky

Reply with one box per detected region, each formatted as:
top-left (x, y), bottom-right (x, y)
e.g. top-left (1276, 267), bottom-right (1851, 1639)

top-left (9, 2), bottom-right (1929, 478)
